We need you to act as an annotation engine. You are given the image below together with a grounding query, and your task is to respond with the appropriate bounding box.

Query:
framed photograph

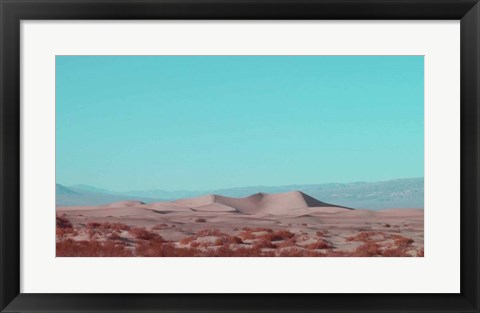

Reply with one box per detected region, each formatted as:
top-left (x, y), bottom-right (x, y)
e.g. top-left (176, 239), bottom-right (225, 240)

top-left (1, 0), bottom-right (478, 312)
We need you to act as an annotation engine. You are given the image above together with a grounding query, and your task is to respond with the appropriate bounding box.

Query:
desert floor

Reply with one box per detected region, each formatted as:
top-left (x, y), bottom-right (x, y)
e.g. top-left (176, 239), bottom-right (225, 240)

top-left (56, 191), bottom-right (424, 257)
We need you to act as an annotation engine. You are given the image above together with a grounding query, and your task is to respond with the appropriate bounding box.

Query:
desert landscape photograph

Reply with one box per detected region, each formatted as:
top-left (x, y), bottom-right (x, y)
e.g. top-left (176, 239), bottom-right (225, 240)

top-left (56, 56), bottom-right (424, 257)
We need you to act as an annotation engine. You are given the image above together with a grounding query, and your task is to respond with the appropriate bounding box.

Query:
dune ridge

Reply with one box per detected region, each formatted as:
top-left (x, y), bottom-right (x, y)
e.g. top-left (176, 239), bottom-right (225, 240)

top-left (58, 191), bottom-right (354, 216)
top-left (151, 190), bottom-right (352, 215)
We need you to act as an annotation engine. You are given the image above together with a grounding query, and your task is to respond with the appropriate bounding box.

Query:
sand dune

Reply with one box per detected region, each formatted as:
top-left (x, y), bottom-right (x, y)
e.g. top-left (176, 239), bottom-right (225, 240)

top-left (144, 191), bottom-right (352, 215)
top-left (144, 202), bottom-right (192, 212)
top-left (192, 203), bottom-right (238, 212)
top-left (215, 191), bottom-right (341, 214)
top-left (56, 192), bottom-right (422, 221)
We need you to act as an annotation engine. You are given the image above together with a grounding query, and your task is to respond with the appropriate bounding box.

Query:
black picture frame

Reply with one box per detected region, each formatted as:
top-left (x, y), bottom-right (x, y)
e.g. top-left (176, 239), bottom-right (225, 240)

top-left (1, 0), bottom-right (479, 312)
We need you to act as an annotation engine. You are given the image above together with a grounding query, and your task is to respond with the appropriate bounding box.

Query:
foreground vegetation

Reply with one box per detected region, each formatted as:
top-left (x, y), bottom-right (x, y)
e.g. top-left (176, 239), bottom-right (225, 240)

top-left (56, 215), bottom-right (423, 257)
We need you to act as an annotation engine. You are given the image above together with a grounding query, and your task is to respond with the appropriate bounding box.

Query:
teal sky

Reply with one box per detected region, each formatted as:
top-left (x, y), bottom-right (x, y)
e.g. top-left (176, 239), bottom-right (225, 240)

top-left (56, 56), bottom-right (424, 192)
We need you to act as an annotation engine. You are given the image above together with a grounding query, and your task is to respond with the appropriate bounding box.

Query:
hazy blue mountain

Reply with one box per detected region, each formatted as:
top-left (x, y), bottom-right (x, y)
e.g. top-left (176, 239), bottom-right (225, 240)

top-left (56, 184), bottom-right (80, 195)
top-left (278, 178), bottom-right (423, 209)
top-left (56, 184), bottom-right (160, 206)
top-left (206, 178), bottom-right (423, 209)
top-left (70, 184), bottom-right (119, 195)
top-left (120, 189), bottom-right (199, 200)
top-left (57, 177), bottom-right (423, 209)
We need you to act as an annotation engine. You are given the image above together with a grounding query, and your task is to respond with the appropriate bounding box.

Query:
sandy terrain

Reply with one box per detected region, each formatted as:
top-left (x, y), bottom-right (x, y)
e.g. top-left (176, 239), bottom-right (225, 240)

top-left (56, 191), bottom-right (424, 257)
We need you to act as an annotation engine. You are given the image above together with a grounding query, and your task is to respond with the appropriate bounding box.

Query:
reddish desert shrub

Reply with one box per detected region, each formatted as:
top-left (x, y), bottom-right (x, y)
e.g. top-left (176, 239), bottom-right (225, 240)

top-left (151, 224), bottom-right (169, 230)
top-left (347, 231), bottom-right (387, 243)
top-left (198, 229), bottom-right (241, 241)
top-left (381, 247), bottom-right (411, 257)
top-left (162, 244), bottom-right (201, 257)
top-left (87, 222), bottom-right (102, 229)
top-left (56, 227), bottom-right (76, 238)
top-left (132, 232), bottom-right (278, 257)
top-left (109, 223), bottom-right (131, 231)
top-left (201, 245), bottom-right (276, 257)
top-left (232, 236), bottom-right (243, 243)
top-left (276, 230), bottom-right (296, 239)
top-left (196, 240), bottom-right (215, 248)
top-left (254, 239), bottom-right (277, 249)
top-left (277, 248), bottom-right (323, 257)
top-left (179, 236), bottom-right (196, 245)
top-left (239, 230), bottom-right (256, 240)
top-left (190, 241), bottom-right (201, 248)
top-left (107, 232), bottom-right (121, 240)
top-left (87, 229), bottom-right (101, 240)
top-left (56, 216), bottom-right (75, 238)
top-left (129, 227), bottom-right (160, 240)
top-left (197, 229), bottom-right (224, 237)
top-left (215, 235), bottom-right (243, 245)
top-left (316, 230), bottom-right (329, 237)
top-left (393, 236), bottom-right (414, 248)
top-left (259, 230), bottom-right (295, 242)
top-left (56, 215), bottom-right (73, 229)
top-left (135, 240), bottom-right (199, 257)
top-left (93, 222), bottom-right (131, 231)
top-left (277, 238), bottom-right (297, 248)
top-left (81, 222), bottom-right (131, 240)
top-left (417, 248), bottom-right (424, 257)
top-left (56, 239), bottom-right (132, 257)
top-left (306, 239), bottom-right (332, 250)
top-left (202, 245), bottom-right (235, 257)
top-left (321, 250), bottom-right (349, 257)
top-left (104, 222), bottom-right (131, 231)
top-left (233, 246), bottom-right (275, 257)
top-left (352, 241), bottom-right (382, 257)
top-left (195, 218), bottom-right (206, 223)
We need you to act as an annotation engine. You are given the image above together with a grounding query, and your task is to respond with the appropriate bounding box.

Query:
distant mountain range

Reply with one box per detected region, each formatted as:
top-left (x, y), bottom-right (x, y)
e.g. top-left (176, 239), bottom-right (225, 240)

top-left (56, 177), bottom-right (423, 210)
top-left (56, 185), bottom-right (159, 206)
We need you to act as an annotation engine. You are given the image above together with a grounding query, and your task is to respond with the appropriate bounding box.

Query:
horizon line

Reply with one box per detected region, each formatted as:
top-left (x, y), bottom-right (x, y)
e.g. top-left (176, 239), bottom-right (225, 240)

top-left (57, 176), bottom-right (424, 194)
